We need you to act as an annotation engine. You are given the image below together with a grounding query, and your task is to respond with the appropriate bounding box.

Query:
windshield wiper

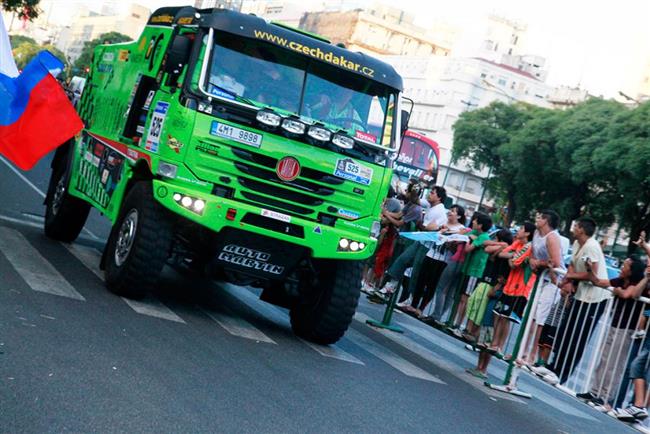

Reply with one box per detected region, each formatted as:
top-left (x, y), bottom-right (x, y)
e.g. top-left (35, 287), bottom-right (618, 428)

top-left (207, 81), bottom-right (255, 106)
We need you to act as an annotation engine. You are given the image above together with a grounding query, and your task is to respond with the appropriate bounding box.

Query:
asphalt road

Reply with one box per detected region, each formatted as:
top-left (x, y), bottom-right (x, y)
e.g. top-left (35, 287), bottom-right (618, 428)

top-left (0, 154), bottom-right (636, 433)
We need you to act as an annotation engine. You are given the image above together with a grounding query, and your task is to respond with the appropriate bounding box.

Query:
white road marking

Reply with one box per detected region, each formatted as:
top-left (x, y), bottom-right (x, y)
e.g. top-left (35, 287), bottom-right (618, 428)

top-left (217, 282), bottom-right (290, 326)
top-left (300, 339), bottom-right (365, 365)
top-left (63, 243), bottom-right (103, 280)
top-left (0, 227), bottom-right (85, 300)
top-left (0, 155), bottom-right (99, 239)
top-left (64, 242), bottom-right (185, 323)
top-left (121, 297), bottom-right (186, 323)
top-left (218, 283), bottom-right (365, 363)
top-left (0, 214), bottom-right (42, 230)
top-left (346, 328), bottom-right (444, 384)
top-left (0, 155), bottom-right (46, 198)
top-left (202, 306), bottom-right (275, 344)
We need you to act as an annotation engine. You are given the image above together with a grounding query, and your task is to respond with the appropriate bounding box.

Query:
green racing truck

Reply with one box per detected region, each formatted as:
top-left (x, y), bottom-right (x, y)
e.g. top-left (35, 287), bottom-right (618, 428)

top-left (44, 6), bottom-right (407, 344)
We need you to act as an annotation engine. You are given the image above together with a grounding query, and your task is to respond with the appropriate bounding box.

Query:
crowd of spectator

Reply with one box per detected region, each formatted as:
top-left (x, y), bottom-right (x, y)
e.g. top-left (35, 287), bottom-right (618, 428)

top-left (361, 181), bottom-right (650, 426)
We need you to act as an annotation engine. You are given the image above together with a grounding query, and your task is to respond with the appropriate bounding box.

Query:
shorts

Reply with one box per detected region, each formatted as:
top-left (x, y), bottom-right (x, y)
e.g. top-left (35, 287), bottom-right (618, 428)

top-left (539, 324), bottom-right (557, 349)
top-left (478, 326), bottom-right (494, 346)
top-left (493, 294), bottom-right (528, 322)
top-left (464, 276), bottom-right (480, 296)
top-left (534, 281), bottom-right (560, 325)
top-left (630, 349), bottom-right (650, 380)
top-left (466, 282), bottom-right (492, 325)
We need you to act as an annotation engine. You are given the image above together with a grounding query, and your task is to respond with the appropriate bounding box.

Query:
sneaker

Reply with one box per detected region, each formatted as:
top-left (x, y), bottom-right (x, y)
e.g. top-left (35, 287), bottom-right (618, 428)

top-left (588, 397), bottom-right (605, 407)
top-left (379, 280), bottom-right (398, 296)
top-left (576, 392), bottom-right (597, 402)
top-left (542, 372), bottom-right (560, 385)
top-left (616, 406), bottom-right (649, 421)
top-left (633, 330), bottom-right (646, 340)
top-left (592, 404), bottom-right (611, 413)
top-left (530, 365), bottom-right (554, 377)
top-left (465, 367), bottom-right (488, 380)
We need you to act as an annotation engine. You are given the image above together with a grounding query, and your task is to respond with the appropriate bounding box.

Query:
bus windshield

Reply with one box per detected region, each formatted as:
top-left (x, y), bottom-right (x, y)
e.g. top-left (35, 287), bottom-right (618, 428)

top-left (203, 32), bottom-right (397, 148)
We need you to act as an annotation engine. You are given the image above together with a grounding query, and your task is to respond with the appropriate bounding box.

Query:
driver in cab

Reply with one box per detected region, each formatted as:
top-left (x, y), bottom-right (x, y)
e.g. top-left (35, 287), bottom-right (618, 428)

top-left (309, 87), bottom-right (364, 131)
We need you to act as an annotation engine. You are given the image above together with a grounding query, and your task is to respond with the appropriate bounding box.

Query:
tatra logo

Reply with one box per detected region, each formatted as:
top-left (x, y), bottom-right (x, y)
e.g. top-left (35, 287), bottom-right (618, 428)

top-left (276, 156), bottom-right (300, 181)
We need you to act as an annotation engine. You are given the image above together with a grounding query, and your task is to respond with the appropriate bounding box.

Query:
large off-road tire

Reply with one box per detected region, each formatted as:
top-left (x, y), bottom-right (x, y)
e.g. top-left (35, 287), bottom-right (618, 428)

top-left (104, 182), bottom-right (173, 299)
top-left (44, 162), bottom-right (91, 242)
top-left (289, 259), bottom-right (362, 345)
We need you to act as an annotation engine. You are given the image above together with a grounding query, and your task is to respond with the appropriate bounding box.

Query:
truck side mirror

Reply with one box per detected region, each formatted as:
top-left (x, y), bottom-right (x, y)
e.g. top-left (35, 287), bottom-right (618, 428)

top-left (163, 34), bottom-right (192, 83)
top-left (400, 109), bottom-right (410, 135)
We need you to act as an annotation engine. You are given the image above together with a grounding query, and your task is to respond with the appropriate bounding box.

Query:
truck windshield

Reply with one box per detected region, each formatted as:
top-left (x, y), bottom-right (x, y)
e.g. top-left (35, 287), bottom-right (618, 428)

top-left (203, 32), bottom-right (397, 148)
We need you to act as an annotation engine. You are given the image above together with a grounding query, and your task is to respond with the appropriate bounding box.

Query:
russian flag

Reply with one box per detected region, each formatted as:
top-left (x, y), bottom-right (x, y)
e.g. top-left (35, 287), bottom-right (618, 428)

top-left (0, 44), bottom-right (83, 170)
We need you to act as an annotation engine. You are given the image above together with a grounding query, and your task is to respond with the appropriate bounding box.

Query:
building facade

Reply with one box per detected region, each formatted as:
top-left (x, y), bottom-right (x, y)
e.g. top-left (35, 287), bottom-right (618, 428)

top-left (383, 54), bottom-right (554, 212)
top-left (299, 8), bottom-right (451, 57)
top-left (55, 4), bottom-right (149, 62)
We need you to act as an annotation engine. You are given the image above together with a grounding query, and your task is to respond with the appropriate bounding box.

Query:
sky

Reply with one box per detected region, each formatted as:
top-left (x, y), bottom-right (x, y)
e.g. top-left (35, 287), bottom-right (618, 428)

top-left (32, 0), bottom-right (650, 98)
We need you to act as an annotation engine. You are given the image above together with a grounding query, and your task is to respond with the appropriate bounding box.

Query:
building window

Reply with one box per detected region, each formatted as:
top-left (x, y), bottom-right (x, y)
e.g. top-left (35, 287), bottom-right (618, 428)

top-left (449, 173), bottom-right (462, 190)
top-left (497, 78), bottom-right (507, 87)
top-left (465, 179), bottom-right (481, 194)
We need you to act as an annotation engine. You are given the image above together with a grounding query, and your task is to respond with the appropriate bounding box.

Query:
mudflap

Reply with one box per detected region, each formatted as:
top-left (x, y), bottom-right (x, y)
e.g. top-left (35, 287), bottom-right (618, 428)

top-left (210, 228), bottom-right (309, 282)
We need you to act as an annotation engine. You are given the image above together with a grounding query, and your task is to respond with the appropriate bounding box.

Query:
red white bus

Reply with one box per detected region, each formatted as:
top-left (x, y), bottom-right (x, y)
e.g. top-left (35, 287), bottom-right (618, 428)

top-left (394, 130), bottom-right (440, 187)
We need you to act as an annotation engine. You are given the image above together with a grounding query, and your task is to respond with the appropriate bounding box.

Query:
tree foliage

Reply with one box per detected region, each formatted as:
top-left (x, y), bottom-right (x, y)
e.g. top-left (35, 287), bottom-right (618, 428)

top-left (1, 0), bottom-right (40, 20)
top-left (12, 40), bottom-right (66, 72)
top-left (452, 97), bottom-right (649, 251)
top-left (9, 34), bottom-right (36, 47)
top-left (72, 32), bottom-right (131, 76)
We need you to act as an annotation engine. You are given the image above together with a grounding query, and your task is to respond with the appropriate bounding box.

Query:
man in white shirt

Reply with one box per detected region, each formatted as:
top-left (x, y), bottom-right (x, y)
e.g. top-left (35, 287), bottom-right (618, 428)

top-left (376, 186), bottom-right (448, 300)
top-left (548, 217), bottom-right (609, 384)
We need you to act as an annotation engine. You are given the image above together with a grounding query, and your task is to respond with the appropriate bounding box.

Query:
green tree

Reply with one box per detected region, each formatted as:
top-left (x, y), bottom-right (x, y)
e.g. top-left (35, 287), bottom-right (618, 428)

top-left (593, 101), bottom-right (650, 253)
top-left (452, 101), bottom-right (538, 223)
top-left (1, 0), bottom-right (40, 20)
top-left (72, 32), bottom-right (131, 76)
top-left (12, 40), bottom-right (65, 69)
top-left (9, 34), bottom-right (36, 47)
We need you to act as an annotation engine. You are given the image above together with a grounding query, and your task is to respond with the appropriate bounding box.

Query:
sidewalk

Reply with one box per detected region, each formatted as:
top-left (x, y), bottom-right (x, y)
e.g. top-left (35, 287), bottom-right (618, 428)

top-left (357, 295), bottom-right (640, 433)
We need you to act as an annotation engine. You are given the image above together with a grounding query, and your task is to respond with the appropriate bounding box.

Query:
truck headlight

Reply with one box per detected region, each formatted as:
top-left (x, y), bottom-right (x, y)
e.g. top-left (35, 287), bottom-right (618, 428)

top-left (173, 193), bottom-right (205, 215)
top-left (332, 134), bottom-right (354, 149)
top-left (256, 110), bottom-right (281, 127)
top-left (307, 125), bottom-right (332, 142)
top-left (281, 118), bottom-right (306, 135)
top-left (337, 237), bottom-right (367, 252)
top-left (371, 220), bottom-right (381, 239)
top-left (158, 162), bottom-right (177, 179)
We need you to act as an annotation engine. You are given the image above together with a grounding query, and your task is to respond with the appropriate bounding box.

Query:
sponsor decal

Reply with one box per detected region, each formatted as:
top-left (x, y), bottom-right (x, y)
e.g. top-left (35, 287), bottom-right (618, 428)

top-left (333, 158), bottom-right (373, 185)
top-left (144, 101), bottom-right (169, 153)
top-left (218, 244), bottom-right (285, 275)
top-left (355, 130), bottom-right (377, 143)
top-left (102, 52), bottom-right (115, 62)
top-left (167, 136), bottom-right (183, 153)
top-left (276, 156), bottom-right (300, 181)
top-left (177, 16), bottom-right (194, 25)
top-left (338, 209), bottom-right (360, 219)
top-left (76, 134), bottom-right (125, 208)
top-left (211, 88), bottom-right (235, 100)
top-left (314, 225), bottom-right (322, 234)
top-left (150, 14), bottom-right (174, 24)
top-left (195, 143), bottom-right (219, 156)
top-left (393, 163), bottom-right (435, 183)
top-left (118, 50), bottom-right (129, 62)
top-left (253, 30), bottom-right (375, 78)
top-left (261, 209), bottom-right (291, 223)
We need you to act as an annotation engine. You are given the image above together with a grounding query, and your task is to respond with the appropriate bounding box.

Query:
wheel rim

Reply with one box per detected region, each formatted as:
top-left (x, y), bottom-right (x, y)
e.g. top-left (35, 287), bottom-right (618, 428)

top-left (51, 176), bottom-right (66, 216)
top-left (114, 209), bottom-right (138, 267)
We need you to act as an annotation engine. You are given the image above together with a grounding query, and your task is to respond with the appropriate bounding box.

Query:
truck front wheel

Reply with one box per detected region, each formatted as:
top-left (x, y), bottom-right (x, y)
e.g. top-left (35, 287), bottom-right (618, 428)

top-left (104, 182), bottom-right (173, 299)
top-left (44, 163), bottom-right (90, 242)
top-left (289, 259), bottom-right (362, 345)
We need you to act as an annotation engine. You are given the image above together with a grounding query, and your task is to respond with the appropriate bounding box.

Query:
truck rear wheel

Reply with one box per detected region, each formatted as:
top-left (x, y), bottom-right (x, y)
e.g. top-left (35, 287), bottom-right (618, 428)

top-left (44, 163), bottom-right (90, 242)
top-left (104, 182), bottom-right (173, 299)
top-left (289, 259), bottom-right (362, 345)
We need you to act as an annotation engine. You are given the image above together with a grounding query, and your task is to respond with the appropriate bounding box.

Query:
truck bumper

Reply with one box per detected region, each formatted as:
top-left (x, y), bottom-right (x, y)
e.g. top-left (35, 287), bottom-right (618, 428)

top-left (151, 179), bottom-right (377, 260)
